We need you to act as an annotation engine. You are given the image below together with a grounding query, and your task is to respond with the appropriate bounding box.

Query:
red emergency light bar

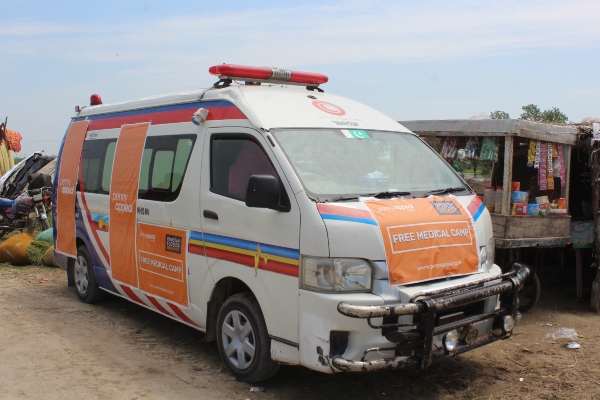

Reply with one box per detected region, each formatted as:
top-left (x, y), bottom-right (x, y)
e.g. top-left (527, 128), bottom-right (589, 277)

top-left (208, 64), bottom-right (328, 86)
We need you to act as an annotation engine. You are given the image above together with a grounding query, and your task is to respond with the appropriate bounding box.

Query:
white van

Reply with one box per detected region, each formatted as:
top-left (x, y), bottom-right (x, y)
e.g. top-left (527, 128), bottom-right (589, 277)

top-left (53, 64), bottom-right (529, 382)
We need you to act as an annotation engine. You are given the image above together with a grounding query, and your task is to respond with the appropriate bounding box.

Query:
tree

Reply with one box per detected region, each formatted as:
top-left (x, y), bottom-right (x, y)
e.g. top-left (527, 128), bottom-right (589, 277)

top-left (490, 111), bottom-right (510, 119)
top-left (541, 107), bottom-right (568, 124)
top-left (520, 104), bottom-right (542, 122)
top-left (520, 104), bottom-right (568, 123)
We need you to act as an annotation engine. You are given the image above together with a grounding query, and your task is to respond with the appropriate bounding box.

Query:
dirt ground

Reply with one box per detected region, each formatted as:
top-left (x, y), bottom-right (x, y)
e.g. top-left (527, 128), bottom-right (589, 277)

top-left (1, 262), bottom-right (599, 400)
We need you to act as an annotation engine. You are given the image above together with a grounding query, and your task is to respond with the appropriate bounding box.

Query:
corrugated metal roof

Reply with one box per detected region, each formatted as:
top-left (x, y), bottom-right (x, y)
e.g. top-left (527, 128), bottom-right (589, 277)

top-left (398, 119), bottom-right (579, 145)
top-left (399, 119), bottom-right (578, 135)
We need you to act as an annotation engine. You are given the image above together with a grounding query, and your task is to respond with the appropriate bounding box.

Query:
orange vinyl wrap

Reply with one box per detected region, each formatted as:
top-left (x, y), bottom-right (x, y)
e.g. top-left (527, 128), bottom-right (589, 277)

top-left (55, 120), bottom-right (89, 257)
top-left (109, 123), bottom-right (149, 286)
top-left (137, 223), bottom-right (188, 306)
top-left (364, 196), bottom-right (479, 285)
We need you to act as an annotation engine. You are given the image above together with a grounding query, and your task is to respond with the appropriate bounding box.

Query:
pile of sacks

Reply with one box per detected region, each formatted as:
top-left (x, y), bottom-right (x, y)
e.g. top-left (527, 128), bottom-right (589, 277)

top-left (0, 228), bottom-right (57, 266)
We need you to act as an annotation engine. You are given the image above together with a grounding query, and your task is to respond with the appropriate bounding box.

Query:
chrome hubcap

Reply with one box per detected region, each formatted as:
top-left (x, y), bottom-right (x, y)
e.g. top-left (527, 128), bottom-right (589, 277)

top-left (75, 254), bottom-right (89, 296)
top-left (221, 310), bottom-right (255, 369)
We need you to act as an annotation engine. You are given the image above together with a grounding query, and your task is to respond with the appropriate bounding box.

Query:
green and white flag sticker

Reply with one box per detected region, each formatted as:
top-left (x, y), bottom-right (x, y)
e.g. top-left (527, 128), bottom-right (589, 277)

top-left (341, 129), bottom-right (370, 139)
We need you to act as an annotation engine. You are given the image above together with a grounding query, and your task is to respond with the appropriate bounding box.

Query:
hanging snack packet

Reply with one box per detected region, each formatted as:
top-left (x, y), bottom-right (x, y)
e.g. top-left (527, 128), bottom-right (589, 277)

top-left (479, 137), bottom-right (498, 161)
top-left (527, 140), bottom-right (536, 167)
top-left (557, 144), bottom-right (565, 185)
top-left (538, 141), bottom-right (547, 190)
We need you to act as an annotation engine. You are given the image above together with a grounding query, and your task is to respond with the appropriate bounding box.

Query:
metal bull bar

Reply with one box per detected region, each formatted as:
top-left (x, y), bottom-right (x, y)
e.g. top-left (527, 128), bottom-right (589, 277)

top-left (332, 263), bottom-right (531, 372)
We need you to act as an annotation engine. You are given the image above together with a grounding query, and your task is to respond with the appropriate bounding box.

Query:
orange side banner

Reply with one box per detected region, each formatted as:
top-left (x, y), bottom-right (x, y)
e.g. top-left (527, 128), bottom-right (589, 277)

top-left (137, 223), bottom-right (188, 306)
top-left (109, 123), bottom-right (149, 286)
top-left (364, 196), bottom-right (479, 285)
top-left (56, 120), bottom-right (89, 257)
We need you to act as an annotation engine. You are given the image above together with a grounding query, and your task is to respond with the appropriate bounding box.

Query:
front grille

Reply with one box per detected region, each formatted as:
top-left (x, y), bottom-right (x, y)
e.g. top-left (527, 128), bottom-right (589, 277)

top-left (435, 301), bottom-right (485, 327)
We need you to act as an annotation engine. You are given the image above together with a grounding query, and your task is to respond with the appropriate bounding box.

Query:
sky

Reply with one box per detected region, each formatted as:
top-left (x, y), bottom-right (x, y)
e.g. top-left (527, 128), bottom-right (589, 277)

top-left (1, 0), bottom-right (599, 157)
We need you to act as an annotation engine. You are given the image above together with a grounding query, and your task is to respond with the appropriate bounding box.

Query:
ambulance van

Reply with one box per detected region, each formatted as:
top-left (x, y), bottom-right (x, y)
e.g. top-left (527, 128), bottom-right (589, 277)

top-left (54, 64), bottom-right (530, 382)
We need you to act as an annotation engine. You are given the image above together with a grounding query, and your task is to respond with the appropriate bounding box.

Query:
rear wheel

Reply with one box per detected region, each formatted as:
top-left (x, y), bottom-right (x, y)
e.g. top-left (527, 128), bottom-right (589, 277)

top-left (74, 245), bottom-right (105, 303)
top-left (216, 293), bottom-right (279, 383)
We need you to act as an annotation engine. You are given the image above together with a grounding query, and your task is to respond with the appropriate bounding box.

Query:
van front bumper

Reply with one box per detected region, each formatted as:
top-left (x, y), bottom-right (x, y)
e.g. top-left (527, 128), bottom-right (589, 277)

top-left (330, 263), bottom-right (530, 372)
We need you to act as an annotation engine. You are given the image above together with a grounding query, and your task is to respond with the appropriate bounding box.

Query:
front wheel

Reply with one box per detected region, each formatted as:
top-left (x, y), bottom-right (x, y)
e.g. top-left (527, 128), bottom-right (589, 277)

top-left (39, 217), bottom-right (50, 231)
top-left (74, 245), bottom-right (105, 303)
top-left (216, 293), bottom-right (279, 383)
top-left (518, 272), bottom-right (541, 312)
top-left (0, 211), bottom-right (12, 239)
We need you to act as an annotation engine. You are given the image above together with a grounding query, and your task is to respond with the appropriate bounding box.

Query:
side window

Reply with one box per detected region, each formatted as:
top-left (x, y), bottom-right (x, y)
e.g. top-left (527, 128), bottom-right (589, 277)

top-left (138, 135), bottom-right (196, 202)
top-left (210, 136), bottom-right (290, 209)
top-left (138, 149), bottom-right (153, 192)
top-left (151, 150), bottom-right (175, 190)
top-left (101, 141), bottom-right (117, 192)
top-left (82, 135), bottom-right (196, 202)
top-left (80, 140), bottom-right (105, 193)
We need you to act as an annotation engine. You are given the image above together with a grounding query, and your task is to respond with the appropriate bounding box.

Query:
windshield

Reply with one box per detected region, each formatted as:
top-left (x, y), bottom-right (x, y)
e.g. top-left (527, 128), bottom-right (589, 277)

top-left (272, 129), bottom-right (468, 199)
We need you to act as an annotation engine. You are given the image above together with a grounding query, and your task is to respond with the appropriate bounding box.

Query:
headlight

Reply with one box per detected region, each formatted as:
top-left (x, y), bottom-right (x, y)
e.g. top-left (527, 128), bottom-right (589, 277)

top-left (301, 257), bottom-right (372, 293)
top-left (480, 237), bottom-right (495, 270)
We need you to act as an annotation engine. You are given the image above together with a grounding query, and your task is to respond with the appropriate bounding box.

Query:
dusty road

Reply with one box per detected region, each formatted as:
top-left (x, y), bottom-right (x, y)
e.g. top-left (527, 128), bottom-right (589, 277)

top-left (1, 264), bottom-right (599, 400)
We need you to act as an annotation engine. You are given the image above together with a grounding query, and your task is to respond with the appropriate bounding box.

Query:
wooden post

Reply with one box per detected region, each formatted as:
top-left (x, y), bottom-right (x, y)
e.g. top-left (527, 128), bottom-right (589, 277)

top-left (575, 248), bottom-right (583, 300)
top-left (502, 136), bottom-right (513, 216)
top-left (591, 146), bottom-right (600, 312)
top-left (563, 144), bottom-right (572, 211)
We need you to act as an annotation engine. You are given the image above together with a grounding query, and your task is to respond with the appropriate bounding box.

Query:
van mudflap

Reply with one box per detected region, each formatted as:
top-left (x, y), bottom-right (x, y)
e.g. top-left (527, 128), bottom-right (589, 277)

top-left (332, 263), bottom-right (530, 372)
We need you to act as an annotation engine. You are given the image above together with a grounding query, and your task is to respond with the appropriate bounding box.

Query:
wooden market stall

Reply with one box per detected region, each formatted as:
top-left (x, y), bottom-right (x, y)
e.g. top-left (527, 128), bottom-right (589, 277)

top-left (400, 119), bottom-right (579, 250)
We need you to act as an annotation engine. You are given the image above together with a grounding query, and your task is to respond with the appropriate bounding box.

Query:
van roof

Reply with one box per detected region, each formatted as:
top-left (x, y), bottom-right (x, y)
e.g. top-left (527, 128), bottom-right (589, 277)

top-left (76, 85), bottom-right (410, 133)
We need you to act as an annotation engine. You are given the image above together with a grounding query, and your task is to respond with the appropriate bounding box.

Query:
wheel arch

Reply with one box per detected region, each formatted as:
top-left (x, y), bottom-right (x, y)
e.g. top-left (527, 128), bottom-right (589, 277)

top-left (205, 276), bottom-right (255, 342)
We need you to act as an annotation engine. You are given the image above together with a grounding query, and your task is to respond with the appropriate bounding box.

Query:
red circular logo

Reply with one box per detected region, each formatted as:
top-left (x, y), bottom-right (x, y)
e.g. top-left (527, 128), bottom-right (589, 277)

top-left (312, 101), bottom-right (346, 116)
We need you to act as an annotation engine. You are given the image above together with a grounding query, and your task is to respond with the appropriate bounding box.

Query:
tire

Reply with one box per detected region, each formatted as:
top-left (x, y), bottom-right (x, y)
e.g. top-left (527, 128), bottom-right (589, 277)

top-left (39, 217), bottom-right (50, 231)
top-left (216, 293), bottom-right (279, 383)
top-left (74, 245), bottom-right (105, 303)
top-left (0, 211), bottom-right (12, 239)
top-left (518, 272), bottom-right (540, 312)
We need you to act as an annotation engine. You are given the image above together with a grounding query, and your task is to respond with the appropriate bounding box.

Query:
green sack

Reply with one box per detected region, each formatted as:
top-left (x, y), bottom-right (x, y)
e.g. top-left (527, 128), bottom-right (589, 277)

top-left (35, 228), bottom-right (54, 243)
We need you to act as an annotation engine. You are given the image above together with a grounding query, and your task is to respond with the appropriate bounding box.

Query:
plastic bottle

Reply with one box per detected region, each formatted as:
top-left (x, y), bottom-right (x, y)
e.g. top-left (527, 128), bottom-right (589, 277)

top-left (483, 186), bottom-right (495, 212)
top-left (494, 186), bottom-right (503, 214)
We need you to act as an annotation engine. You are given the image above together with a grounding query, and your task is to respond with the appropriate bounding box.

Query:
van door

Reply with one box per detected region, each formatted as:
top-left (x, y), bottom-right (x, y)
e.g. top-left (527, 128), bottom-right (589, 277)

top-left (200, 127), bottom-right (301, 344)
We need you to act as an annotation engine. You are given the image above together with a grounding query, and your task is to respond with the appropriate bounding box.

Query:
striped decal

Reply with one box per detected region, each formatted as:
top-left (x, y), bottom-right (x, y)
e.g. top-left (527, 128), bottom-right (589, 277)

top-left (467, 196), bottom-right (485, 222)
top-left (167, 303), bottom-right (199, 326)
top-left (189, 231), bottom-right (300, 277)
top-left (120, 285), bottom-right (147, 306)
top-left (146, 294), bottom-right (175, 318)
top-left (77, 164), bottom-right (111, 265)
top-left (80, 101), bottom-right (247, 131)
top-left (316, 203), bottom-right (378, 226)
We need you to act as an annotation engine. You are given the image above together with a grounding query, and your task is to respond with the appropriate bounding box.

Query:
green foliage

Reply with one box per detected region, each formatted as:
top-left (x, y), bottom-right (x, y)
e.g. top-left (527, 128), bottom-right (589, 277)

top-left (520, 104), bottom-right (542, 121)
top-left (25, 240), bottom-right (53, 266)
top-left (520, 104), bottom-right (568, 123)
top-left (490, 111), bottom-right (510, 119)
top-left (541, 107), bottom-right (568, 123)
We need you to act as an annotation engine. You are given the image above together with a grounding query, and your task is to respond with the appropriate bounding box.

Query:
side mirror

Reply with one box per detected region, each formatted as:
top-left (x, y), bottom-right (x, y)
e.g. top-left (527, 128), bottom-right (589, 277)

top-left (245, 175), bottom-right (279, 208)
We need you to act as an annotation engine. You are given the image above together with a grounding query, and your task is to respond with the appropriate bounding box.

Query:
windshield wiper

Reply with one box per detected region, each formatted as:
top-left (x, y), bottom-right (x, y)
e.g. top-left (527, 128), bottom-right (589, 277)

top-left (424, 187), bottom-right (468, 196)
top-left (324, 191), bottom-right (411, 202)
top-left (370, 191), bottom-right (411, 199)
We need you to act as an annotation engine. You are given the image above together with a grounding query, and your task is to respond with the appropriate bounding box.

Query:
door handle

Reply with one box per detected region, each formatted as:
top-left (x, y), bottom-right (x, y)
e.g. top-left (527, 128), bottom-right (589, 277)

top-left (203, 210), bottom-right (219, 220)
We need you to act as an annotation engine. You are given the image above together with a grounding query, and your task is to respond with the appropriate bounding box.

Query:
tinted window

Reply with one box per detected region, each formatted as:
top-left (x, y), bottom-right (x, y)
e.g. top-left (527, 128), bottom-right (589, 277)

top-left (78, 134), bottom-right (196, 202)
top-left (80, 140), bottom-right (105, 193)
top-left (138, 135), bottom-right (196, 201)
top-left (101, 141), bottom-right (117, 192)
top-left (210, 136), bottom-right (290, 210)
